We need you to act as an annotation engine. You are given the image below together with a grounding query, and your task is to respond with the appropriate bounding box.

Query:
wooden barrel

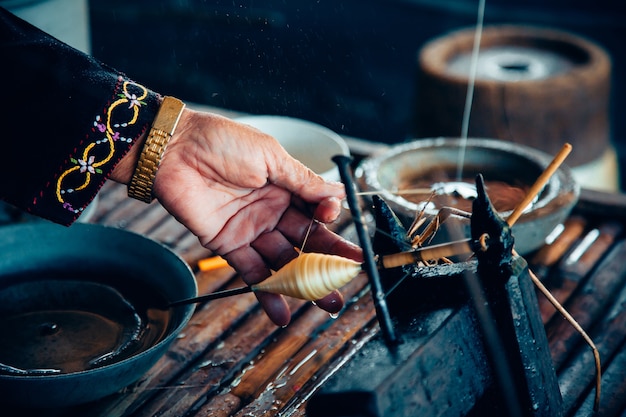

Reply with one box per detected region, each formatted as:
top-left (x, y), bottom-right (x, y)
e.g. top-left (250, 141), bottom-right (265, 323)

top-left (414, 25), bottom-right (611, 167)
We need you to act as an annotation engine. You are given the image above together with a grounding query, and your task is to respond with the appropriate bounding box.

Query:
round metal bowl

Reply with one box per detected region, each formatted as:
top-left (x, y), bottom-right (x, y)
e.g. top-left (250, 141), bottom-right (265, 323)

top-left (356, 138), bottom-right (580, 254)
top-left (0, 223), bottom-right (197, 408)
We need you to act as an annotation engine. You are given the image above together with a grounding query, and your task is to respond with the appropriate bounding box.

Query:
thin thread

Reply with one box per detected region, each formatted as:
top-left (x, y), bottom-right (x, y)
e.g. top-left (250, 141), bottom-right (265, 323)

top-left (457, 0), bottom-right (486, 181)
top-left (299, 217), bottom-right (316, 254)
top-left (349, 213), bottom-right (416, 253)
top-left (384, 270), bottom-right (413, 299)
top-left (456, 2), bottom-right (527, 416)
top-left (355, 189), bottom-right (433, 196)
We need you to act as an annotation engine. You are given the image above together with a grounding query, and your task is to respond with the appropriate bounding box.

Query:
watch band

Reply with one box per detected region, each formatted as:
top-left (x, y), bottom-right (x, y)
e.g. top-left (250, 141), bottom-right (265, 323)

top-left (128, 96), bottom-right (185, 203)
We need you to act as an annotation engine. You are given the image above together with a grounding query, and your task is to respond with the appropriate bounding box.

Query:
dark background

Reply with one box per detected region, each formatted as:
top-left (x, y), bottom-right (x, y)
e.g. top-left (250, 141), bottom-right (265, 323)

top-left (89, 0), bottom-right (626, 188)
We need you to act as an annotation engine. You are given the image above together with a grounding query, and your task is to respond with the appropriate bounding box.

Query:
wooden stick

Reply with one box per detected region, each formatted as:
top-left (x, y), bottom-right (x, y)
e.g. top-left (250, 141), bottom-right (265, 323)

top-left (379, 238), bottom-right (473, 269)
top-left (504, 142), bottom-right (600, 411)
top-left (506, 143), bottom-right (572, 227)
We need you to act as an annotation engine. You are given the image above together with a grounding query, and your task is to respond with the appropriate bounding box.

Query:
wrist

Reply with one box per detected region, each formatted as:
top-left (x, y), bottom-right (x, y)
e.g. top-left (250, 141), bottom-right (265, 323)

top-left (110, 130), bottom-right (148, 185)
top-left (126, 96), bottom-right (186, 202)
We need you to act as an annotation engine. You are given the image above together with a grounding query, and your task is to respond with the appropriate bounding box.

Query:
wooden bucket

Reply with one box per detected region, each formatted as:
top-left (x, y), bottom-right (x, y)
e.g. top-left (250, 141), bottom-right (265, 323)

top-left (414, 25), bottom-right (611, 168)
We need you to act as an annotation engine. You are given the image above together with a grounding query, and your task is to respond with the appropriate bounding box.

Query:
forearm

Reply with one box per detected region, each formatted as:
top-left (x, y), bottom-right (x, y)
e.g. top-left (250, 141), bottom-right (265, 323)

top-left (0, 7), bottom-right (160, 224)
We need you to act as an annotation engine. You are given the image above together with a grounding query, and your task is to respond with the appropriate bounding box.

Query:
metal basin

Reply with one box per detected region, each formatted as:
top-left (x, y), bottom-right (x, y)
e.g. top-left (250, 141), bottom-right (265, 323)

top-left (0, 223), bottom-right (197, 408)
top-left (356, 137), bottom-right (579, 254)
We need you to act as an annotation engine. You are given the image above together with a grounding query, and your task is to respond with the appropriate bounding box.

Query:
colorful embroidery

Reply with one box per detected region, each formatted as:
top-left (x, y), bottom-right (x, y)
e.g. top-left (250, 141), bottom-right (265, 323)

top-left (54, 77), bottom-right (149, 215)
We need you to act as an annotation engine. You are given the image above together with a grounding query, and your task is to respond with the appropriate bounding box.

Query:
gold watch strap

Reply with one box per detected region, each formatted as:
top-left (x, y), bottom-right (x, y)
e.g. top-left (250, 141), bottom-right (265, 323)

top-left (128, 96), bottom-right (185, 203)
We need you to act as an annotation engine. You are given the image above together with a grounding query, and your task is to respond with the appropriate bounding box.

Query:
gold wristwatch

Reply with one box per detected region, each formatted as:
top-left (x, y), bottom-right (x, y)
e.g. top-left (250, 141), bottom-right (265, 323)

top-left (128, 96), bottom-right (185, 203)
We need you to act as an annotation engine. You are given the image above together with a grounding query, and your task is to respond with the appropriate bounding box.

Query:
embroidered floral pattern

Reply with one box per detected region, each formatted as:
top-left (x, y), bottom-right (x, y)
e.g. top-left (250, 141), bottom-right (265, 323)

top-left (52, 77), bottom-right (152, 216)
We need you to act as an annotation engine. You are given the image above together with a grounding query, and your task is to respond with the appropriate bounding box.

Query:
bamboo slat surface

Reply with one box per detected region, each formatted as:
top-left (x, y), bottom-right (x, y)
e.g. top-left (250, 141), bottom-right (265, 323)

top-left (5, 182), bottom-right (626, 417)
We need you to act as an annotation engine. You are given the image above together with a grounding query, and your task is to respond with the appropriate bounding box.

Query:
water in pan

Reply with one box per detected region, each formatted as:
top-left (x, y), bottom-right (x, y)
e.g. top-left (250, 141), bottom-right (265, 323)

top-left (0, 272), bottom-right (172, 375)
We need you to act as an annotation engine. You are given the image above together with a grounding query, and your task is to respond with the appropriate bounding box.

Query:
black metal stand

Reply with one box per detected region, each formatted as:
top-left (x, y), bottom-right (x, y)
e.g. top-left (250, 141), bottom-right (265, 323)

top-left (333, 155), bottom-right (397, 346)
top-left (307, 174), bottom-right (562, 417)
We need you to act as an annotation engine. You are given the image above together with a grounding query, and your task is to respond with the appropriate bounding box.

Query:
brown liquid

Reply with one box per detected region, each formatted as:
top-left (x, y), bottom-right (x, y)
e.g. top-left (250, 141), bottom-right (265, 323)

top-left (0, 275), bottom-right (171, 375)
top-left (398, 177), bottom-right (530, 214)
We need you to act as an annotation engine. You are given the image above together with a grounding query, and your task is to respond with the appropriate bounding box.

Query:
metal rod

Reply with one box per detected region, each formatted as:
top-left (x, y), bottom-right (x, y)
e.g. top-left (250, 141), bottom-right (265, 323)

top-left (167, 238), bottom-right (481, 308)
top-left (471, 175), bottom-right (529, 417)
top-left (333, 155), bottom-right (398, 346)
top-left (167, 286), bottom-right (253, 308)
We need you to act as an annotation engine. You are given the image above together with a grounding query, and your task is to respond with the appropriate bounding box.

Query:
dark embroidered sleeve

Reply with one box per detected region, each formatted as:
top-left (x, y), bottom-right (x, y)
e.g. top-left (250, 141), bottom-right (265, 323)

top-left (40, 77), bottom-right (160, 224)
top-left (0, 7), bottom-right (161, 225)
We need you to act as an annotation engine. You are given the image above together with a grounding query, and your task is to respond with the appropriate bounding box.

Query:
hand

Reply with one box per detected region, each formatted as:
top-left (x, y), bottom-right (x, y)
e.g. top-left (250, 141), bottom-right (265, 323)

top-left (115, 109), bottom-right (362, 325)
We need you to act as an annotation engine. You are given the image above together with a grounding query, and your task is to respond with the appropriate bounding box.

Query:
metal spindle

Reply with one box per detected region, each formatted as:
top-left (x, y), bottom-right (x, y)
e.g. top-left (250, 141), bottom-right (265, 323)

top-left (333, 155), bottom-right (398, 346)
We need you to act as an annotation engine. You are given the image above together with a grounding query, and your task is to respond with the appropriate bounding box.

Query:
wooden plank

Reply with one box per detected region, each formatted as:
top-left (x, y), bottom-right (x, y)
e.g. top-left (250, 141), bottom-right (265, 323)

top-left (547, 239), bottom-right (626, 369)
top-left (133, 302), bottom-right (279, 417)
top-left (234, 294), bottom-right (377, 417)
top-left (530, 216), bottom-right (587, 323)
top-left (537, 221), bottom-right (622, 324)
top-left (576, 189), bottom-right (626, 222)
top-left (162, 298), bottom-right (315, 417)
top-left (195, 274), bottom-right (370, 415)
top-left (175, 233), bottom-right (215, 267)
top-left (529, 215), bottom-right (586, 281)
top-left (95, 195), bottom-right (157, 229)
top-left (13, 172), bottom-right (626, 417)
top-left (572, 345), bottom-right (626, 417)
top-left (124, 203), bottom-right (172, 236)
top-left (88, 181), bottom-right (131, 223)
top-left (558, 281), bottom-right (626, 415)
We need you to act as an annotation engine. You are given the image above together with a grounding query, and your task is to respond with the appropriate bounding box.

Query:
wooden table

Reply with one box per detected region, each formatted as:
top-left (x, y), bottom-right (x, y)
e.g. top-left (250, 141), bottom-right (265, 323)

top-left (6, 127), bottom-right (626, 416)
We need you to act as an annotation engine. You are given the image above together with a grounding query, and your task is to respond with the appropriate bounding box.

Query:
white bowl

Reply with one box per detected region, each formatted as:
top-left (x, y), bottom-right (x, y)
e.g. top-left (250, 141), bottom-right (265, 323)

top-left (235, 115), bottom-right (349, 182)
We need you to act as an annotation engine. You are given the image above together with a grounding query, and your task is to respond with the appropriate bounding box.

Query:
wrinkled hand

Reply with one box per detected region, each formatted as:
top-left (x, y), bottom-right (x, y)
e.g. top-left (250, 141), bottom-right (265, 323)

top-left (147, 110), bottom-right (361, 325)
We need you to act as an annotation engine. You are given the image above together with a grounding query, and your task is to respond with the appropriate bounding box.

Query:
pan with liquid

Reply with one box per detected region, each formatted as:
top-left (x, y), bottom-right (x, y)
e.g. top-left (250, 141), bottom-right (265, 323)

top-left (0, 223), bottom-right (196, 408)
top-left (356, 137), bottom-right (579, 254)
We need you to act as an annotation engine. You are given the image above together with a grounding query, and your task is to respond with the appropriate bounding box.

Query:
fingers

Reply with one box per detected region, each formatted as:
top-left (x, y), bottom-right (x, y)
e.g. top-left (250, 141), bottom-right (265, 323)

top-left (158, 112), bottom-right (359, 325)
top-left (277, 206), bottom-right (363, 261)
top-left (250, 229), bottom-right (300, 268)
top-left (268, 150), bottom-right (346, 205)
top-left (226, 229), bottom-right (348, 326)
top-left (253, 291), bottom-right (291, 327)
top-left (313, 196), bottom-right (343, 223)
top-left (313, 291), bottom-right (344, 314)
top-left (253, 230), bottom-right (354, 314)
top-left (224, 245), bottom-right (291, 327)
top-left (251, 230), bottom-right (347, 315)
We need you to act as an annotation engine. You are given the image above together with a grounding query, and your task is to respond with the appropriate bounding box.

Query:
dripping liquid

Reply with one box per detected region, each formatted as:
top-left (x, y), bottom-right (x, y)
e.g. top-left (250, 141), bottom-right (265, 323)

top-left (0, 270), bottom-right (172, 375)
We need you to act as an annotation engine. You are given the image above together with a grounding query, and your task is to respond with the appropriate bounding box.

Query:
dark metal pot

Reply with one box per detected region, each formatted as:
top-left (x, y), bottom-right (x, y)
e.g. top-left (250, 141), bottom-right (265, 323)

top-left (0, 223), bottom-right (197, 408)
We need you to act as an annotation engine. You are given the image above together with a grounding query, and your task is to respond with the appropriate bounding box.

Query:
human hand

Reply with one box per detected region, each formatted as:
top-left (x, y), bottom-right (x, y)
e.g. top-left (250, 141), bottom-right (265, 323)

top-left (116, 109), bottom-right (362, 325)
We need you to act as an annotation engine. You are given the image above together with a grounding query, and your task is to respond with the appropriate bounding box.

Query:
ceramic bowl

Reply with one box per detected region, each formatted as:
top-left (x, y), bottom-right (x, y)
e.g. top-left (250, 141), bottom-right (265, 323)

top-left (356, 137), bottom-right (579, 254)
top-left (235, 115), bottom-right (350, 182)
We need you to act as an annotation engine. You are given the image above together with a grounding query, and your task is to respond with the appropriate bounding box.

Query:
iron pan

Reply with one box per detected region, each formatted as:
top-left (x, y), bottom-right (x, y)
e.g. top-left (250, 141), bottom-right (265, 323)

top-left (0, 223), bottom-right (197, 408)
